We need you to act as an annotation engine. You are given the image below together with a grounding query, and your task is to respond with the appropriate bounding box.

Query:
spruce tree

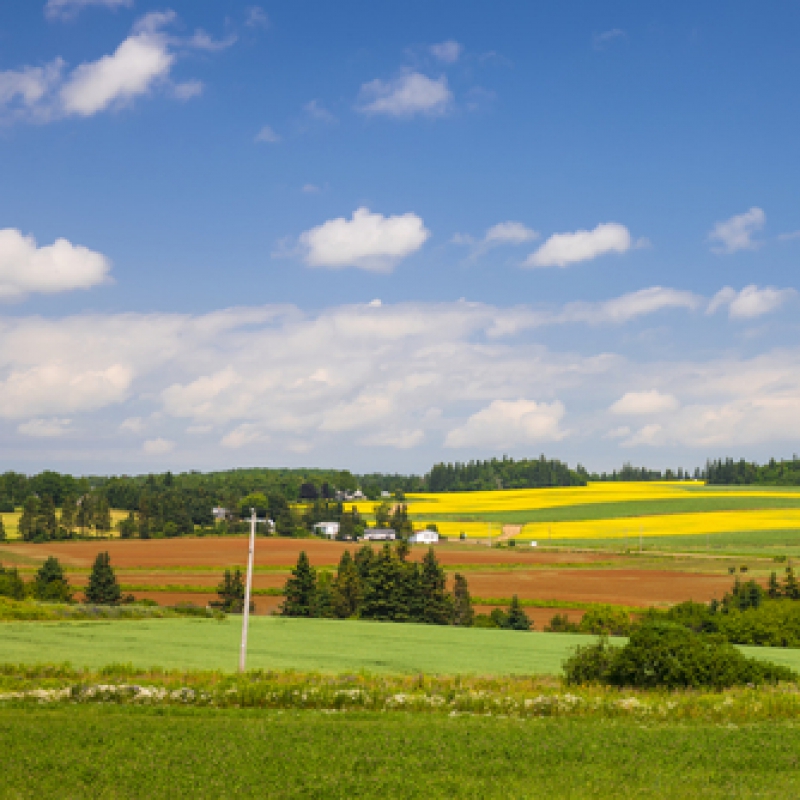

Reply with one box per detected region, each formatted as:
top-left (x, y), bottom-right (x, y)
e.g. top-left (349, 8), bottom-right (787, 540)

top-left (332, 550), bottom-right (362, 618)
top-left (33, 556), bottom-right (72, 602)
top-left (281, 551), bottom-right (316, 616)
top-left (418, 547), bottom-right (451, 625)
top-left (0, 564), bottom-right (26, 600)
top-left (361, 544), bottom-right (407, 621)
top-left (354, 544), bottom-right (375, 581)
top-left (84, 552), bottom-right (122, 605)
top-left (785, 567), bottom-right (800, 600)
top-left (212, 569), bottom-right (246, 612)
top-left (505, 595), bottom-right (532, 631)
top-left (311, 571), bottom-right (335, 618)
top-left (768, 571), bottom-right (782, 599)
top-left (452, 573), bottom-right (474, 627)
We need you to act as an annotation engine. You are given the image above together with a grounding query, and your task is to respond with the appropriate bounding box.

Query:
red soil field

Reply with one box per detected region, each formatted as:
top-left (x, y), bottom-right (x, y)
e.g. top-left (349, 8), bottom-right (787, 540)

top-left (3, 538), bottom-right (608, 569)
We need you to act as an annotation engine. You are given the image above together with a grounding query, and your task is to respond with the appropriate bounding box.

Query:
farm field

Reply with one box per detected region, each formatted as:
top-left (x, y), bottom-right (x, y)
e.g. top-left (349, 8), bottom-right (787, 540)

top-left (2, 707), bottom-right (799, 799)
top-left (3, 707), bottom-right (800, 799)
top-left (5, 616), bottom-right (800, 674)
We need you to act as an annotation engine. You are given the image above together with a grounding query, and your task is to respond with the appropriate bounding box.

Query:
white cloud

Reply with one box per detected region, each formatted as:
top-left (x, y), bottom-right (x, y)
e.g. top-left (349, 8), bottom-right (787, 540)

top-left (525, 222), bottom-right (632, 268)
top-left (221, 424), bottom-right (269, 449)
top-left (302, 184), bottom-right (321, 194)
top-left (120, 416), bottom-right (146, 433)
top-left (361, 429), bottom-right (425, 449)
top-left (604, 426), bottom-right (631, 439)
top-left (17, 418), bottom-right (73, 438)
top-left (304, 99), bottom-right (336, 124)
top-left (357, 72), bottom-right (453, 118)
top-left (245, 7), bottom-right (269, 29)
top-left (430, 40), bottom-right (463, 63)
top-left (4, 12), bottom-right (227, 123)
top-left (255, 124), bottom-right (280, 143)
top-left (778, 230), bottom-right (800, 242)
top-left (610, 390), bottom-right (679, 415)
top-left (143, 437), bottom-right (175, 455)
top-left (445, 399), bottom-right (567, 449)
top-left (0, 228), bottom-right (111, 300)
top-left (707, 285), bottom-right (796, 319)
top-left (299, 207), bottom-right (430, 272)
top-left (593, 29), bottom-right (626, 49)
top-left (708, 207), bottom-right (765, 254)
top-left (45, 0), bottom-right (133, 21)
top-left (173, 80), bottom-right (203, 101)
top-left (485, 221), bottom-right (538, 245)
top-left (622, 423), bottom-right (663, 447)
top-left (60, 13), bottom-right (176, 116)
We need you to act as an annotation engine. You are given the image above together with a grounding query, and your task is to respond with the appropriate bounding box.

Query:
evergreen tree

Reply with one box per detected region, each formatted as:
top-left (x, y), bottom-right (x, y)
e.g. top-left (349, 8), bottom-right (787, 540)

top-left (311, 571), bottom-right (336, 618)
top-left (60, 494), bottom-right (77, 537)
top-left (451, 573), bottom-right (474, 627)
top-left (281, 551), bottom-right (316, 616)
top-left (19, 496), bottom-right (38, 541)
top-left (505, 595), bottom-right (532, 631)
top-left (33, 556), bottom-right (72, 602)
top-left (0, 564), bottom-right (26, 600)
top-left (360, 544), bottom-right (408, 621)
top-left (84, 552), bottom-right (122, 605)
top-left (331, 550), bottom-right (362, 618)
top-left (418, 547), bottom-right (451, 624)
top-left (768, 571), bottom-right (782, 599)
top-left (211, 569), bottom-right (246, 612)
top-left (354, 544), bottom-right (375, 581)
top-left (37, 495), bottom-right (57, 540)
top-left (784, 567), bottom-right (800, 600)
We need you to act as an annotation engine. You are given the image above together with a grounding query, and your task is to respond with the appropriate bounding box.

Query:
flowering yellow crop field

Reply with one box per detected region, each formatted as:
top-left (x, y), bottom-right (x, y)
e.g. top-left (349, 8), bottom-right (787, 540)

top-left (521, 509), bottom-right (800, 541)
top-left (402, 482), bottom-right (800, 517)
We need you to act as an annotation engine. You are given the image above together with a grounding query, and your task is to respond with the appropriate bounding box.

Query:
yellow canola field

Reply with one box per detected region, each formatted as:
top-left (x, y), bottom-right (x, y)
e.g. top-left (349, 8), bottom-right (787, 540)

top-left (522, 509), bottom-right (800, 541)
top-left (401, 482), bottom-right (800, 517)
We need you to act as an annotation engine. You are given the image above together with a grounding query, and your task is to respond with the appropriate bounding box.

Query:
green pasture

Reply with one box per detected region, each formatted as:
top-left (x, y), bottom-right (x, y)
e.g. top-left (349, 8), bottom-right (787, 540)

top-left (2, 707), bottom-right (800, 799)
top-left (4, 617), bottom-right (800, 675)
top-left (542, 528), bottom-right (800, 556)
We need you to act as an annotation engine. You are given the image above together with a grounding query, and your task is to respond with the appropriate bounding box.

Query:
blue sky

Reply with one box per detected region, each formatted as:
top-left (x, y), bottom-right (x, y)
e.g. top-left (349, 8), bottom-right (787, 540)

top-left (0, 0), bottom-right (799, 475)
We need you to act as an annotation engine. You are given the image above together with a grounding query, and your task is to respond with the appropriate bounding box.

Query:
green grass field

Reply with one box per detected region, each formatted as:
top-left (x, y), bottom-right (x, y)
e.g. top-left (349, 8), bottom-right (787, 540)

top-left (1, 706), bottom-right (799, 798)
top-left (4, 617), bottom-right (800, 675)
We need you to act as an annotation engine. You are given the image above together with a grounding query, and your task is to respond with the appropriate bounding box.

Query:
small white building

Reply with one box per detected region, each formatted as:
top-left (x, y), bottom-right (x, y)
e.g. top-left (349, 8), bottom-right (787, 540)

top-left (314, 521), bottom-right (340, 539)
top-left (409, 530), bottom-right (439, 545)
top-left (380, 491), bottom-right (391, 498)
top-left (212, 507), bottom-right (229, 521)
top-left (362, 528), bottom-right (396, 541)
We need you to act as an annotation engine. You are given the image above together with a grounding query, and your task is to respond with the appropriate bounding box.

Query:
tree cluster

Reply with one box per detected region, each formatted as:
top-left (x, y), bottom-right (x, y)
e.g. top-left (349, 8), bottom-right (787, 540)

top-left (0, 556), bottom-right (73, 602)
top-left (704, 456), bottom-right (800, 486)
top-left (426, 456), bottom-right (585, 492)
top-left (280, 545), bottom-right (474, 626)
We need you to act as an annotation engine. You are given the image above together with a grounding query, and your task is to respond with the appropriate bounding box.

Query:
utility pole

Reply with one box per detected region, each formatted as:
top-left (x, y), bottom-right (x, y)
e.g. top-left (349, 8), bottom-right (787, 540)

top-left (240, 508), bottom-right (268, 673)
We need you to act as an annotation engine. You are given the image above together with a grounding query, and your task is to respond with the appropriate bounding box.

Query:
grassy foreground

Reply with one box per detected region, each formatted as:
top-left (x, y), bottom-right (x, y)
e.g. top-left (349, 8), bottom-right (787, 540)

top-left (2, 706), bottom-right (800, 798)
top-left (5, 616), bottom-right (800, 675)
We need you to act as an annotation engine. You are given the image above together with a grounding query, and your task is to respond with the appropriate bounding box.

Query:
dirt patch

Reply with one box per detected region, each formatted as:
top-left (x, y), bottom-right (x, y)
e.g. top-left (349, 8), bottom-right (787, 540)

top-left (498, 525), bottom-right (523, 541)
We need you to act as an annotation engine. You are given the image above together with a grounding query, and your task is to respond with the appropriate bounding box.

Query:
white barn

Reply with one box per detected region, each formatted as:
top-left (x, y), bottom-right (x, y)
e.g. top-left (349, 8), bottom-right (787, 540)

top-left (362, 528), bottom-right (396, 541)
top-left (314, 521), bottom-right (340, 539)
top-left (409, 530), bottom-right (439, 544)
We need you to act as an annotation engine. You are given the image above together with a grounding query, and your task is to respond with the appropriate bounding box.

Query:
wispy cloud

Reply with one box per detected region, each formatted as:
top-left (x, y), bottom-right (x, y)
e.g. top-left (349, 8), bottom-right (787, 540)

top-left (45, 0), bottom-right (132, 22)
top-left (708, 207), bottom-right (765, 254)
top-left (430, 40), bottom-right (463, 64)
top-left (593, 29), bottom-right (626, 50)
top-left (255, 124), bottom-right (280, 143)
top-left (357, 72), bottom-right (453, 118)
top-left (525, 222), bottom-right (633, 268)
top-left (707, 285), bottom-right (796, 319)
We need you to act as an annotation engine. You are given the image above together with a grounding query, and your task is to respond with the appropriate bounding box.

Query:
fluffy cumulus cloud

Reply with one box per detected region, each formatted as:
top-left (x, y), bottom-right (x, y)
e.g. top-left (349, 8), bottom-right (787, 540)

top-left (357, 72), bottom-right (453, 117)
top-left (525, 222), bottom-right (632, 268)
top-left (299, 207), bottom-right (430, 272)
top-left (445, 399), bottom-right (567, 449)
top-left (707, 285), bottom-right (796, 319)
top-left (708, 207), bottom-right (765, 254)
top-left (0, 228), bottom-right (111, 300)
top-left (2, 294), bottom-right (800, 465)
top-left (610, 390), bottom-right (679, 415)
top-left (45, 0), bottom-right (133, 21)
top-left (2, 12), bottom-right (226, 123)
top-left (484, 222), bottom-right (539, 246)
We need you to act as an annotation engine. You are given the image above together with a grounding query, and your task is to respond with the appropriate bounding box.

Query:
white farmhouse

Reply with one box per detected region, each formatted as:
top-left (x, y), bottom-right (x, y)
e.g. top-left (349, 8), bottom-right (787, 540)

top-left (314, 521), bottom-right (340, 539)
top-left (362, 528), bottom-right (396, 541)
top-left (409, 530), bottom-right (439, 545)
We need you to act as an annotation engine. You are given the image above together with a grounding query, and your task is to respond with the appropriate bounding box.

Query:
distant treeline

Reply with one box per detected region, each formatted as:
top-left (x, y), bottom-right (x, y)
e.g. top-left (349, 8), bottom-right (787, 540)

top-left (703, 457), bottom-right (800, 486)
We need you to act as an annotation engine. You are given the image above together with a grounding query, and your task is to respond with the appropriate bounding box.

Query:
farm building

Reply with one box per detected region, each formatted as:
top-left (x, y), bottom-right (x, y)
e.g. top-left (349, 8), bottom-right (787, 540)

top-left (362, 528), bottom-right (396, 541)
top-left (409, 530), bottom-right (439, 544)
top-left (314, 521), bottom-right (340, 539)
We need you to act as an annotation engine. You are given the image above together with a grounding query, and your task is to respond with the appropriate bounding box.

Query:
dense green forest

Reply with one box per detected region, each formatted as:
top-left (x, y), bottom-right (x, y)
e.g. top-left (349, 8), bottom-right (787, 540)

top-left (703, 457), bottom-right (800, 486)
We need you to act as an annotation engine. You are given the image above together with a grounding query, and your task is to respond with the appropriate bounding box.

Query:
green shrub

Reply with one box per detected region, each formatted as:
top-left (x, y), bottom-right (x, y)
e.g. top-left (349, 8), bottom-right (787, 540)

top-left (564, 622), bottom-right (797, 689)
top-left (544, 613), bottom-right (580, 633)
top-left (578, 605), bottom-right (631, 636)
